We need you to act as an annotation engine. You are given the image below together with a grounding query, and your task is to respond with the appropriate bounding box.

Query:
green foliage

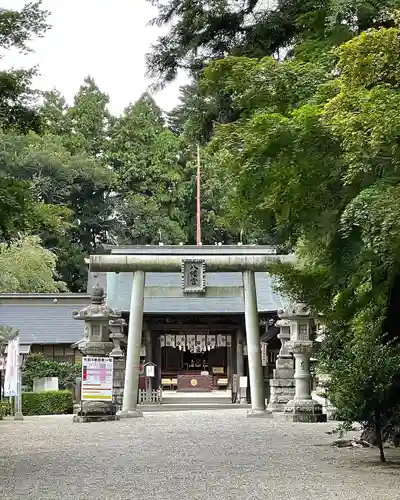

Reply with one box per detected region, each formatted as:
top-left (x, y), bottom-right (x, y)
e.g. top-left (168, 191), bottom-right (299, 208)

top-left (201, 56), bottom-right (332, 116)
top-left (0, 236), bottom-right (67, 292)
top-left (38, 81), bottom-right (117, 290)
top-left (41, 77), bottom-right (113, 157)
top-left (22, 390), bottom-right (73, 416)
top-left (189, 23), bottom-right (400, 458)
top-left (323, 327), bottom-right (400, 461)
top-left (0, 399), bottom-right (12, 418)
top-left (146, 0), bottom-right (339, 84)
top-left (108, 93), bottom-right (188, 244)
top-left (0, 2), bottom-right (50, 133)
top-left (336, 27), bottom-right (400, 88)
top-left (0, 1), bottom-right (49, 52)
top-left (0, 129), bottom-right (115, 291)
top-left (22, 353), bottom-right (81, 390)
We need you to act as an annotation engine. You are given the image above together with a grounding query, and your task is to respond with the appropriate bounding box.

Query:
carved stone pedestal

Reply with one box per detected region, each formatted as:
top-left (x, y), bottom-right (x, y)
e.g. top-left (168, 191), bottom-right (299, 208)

top-left (284, 398), bottom-right (326, 423)
top-left (268, 374), bottom-right (295, 411)
top-left (268, 318), bottom-right (295, 412)
top-left (284, 342), bottom-right (327, 423)
top-left (73, 401), bottom-right (119, 423)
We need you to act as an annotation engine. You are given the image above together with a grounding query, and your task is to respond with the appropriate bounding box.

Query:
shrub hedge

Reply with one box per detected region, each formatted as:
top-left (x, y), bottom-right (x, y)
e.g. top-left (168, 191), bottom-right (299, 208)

top-left (0, 399), bottom-right (11, 419)
top-left (22, 390), bottom-right (73, 416)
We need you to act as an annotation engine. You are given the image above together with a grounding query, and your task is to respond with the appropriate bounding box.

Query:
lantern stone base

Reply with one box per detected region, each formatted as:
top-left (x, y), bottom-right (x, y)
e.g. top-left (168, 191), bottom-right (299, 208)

top-left (268, 376), bottom-right (295, 412)
top-left (73, 400), bottom-right (119, 423)
top-left (117, 409), bottom-right (144, 419)
top-left (246, 409), bottom-right (273, 419)
top-left (284, 398), bottom-right (327, 423)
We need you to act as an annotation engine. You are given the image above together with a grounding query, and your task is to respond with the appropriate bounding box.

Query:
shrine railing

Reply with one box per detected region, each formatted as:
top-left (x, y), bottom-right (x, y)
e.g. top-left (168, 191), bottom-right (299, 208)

top-left (138, 389), bottom-right (162, 405)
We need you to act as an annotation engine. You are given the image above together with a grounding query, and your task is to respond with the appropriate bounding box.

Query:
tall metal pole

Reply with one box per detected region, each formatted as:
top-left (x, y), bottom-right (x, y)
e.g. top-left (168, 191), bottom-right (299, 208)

top-left (243, 270), bottom-right (272, 418)
top-left (118, 270), bottom-right (145, 419)
top-left (196, 145), bottom-right (201, 246)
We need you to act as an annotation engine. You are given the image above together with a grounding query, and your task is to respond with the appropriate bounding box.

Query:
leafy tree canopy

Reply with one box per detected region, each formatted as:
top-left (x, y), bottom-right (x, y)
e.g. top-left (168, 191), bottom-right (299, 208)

top-left (108, 93), bottom-right (188, 244)
top-left (0, 1), bottom-right (50, 132)
top-left (0, 235), bottom-right (67, 293)
top-left (198, 25), bottom-right (400, 452)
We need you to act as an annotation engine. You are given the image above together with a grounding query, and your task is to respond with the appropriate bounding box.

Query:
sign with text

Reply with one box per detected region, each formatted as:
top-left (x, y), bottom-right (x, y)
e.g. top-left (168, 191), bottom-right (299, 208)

top-left (145, 364), bottom-right (155, 378)
top-left (181, 259), bottom-right (206, 293)
top-left (81, 357), bottom-right (113, 401)
top-left (4, 338), bottom-right (19, 397)
top-left (239, 376), bottom-right (248, 388)
top-left (261, 342), bottom-right (268, 367)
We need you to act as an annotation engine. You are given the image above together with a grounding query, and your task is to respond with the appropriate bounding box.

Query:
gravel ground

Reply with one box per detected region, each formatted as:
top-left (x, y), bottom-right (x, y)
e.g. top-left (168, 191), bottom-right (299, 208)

top-left (1, 410), bottom-right (400, 500)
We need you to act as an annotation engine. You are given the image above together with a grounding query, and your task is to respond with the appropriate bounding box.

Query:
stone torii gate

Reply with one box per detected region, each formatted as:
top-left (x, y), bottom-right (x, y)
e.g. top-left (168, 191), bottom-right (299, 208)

top-left (89, 247), bottom-right (287, 419)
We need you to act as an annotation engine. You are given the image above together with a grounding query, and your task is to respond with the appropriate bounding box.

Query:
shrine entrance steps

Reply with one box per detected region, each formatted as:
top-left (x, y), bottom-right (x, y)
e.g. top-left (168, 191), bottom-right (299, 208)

top-left (162, 390), bottom-right (232, 406)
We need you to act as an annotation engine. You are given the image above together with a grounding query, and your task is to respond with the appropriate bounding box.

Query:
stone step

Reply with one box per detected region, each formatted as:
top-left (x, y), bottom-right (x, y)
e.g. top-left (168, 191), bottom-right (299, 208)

top-left (161, 396), bottom-right (232, 405)
top-left (139, 403), bottom-right (251, 412)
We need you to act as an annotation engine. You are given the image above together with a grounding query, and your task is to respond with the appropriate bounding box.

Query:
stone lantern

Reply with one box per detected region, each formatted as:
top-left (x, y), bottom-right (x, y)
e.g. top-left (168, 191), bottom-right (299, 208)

top-left (72, 283), bottom-right (121, 422)
top-left (284, 302), bottom-right (327, 422)
top-left (268, 310), bottom-right (295, 412)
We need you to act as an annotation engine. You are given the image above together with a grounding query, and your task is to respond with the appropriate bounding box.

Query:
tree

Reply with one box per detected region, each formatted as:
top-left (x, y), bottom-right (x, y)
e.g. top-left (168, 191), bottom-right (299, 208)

top-left (40, 76), bottom-right (113, 157)
top-left (40, 89), bottom-right (70, 136)
top-left (38, 79), bottom-right (118, 290)
top-left (0, 2), bottom-right (70, 243)
top-left (0, 235), bottom-right (67, 293)
top-left (108, 93), bottom-right (188, 244)
top-left (329, 334), bottom-right (400, 462)
top-left (0, 1), bottom-right (50, 132)
top-left (195, 25), bottom-right (400, 458)
top-left (0, 135), bottom-right (72, 242)
top-left (65, 76), bottom-right (113, 157)
top-left (146, 0), bottom-right (330, 84)
top-left (0, 130), bottom-right (114, 291)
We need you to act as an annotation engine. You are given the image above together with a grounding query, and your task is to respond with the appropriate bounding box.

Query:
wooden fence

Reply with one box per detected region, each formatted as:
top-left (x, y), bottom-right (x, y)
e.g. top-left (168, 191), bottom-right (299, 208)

top-left (138, 389), bottom-right (162, 404)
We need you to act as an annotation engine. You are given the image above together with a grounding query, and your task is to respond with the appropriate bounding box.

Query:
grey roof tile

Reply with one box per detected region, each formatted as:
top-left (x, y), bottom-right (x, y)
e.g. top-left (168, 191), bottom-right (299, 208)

top-left (105, 272), bottom-right (287, 313)
top-left (0, 305), bottom-right (84, 345)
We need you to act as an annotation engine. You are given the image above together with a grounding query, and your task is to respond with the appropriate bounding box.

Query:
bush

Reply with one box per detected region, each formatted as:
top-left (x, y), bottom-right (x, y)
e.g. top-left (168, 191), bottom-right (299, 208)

top-left (22, 353), bottom-right (81, 390)
top-left (0, 399), bottom-right (11, 418)
top-left (22, 390), bottom-right (73, 416)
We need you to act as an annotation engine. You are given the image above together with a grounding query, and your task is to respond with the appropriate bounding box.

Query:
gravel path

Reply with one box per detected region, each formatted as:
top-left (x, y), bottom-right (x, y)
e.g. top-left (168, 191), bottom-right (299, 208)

top-left (1, 410), bottom-right (399, 500)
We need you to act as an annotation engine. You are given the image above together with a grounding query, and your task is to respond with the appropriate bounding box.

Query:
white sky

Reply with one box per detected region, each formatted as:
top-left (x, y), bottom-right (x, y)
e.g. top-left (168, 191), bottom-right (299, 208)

top-left (1, 0), bottom-right (188, 115)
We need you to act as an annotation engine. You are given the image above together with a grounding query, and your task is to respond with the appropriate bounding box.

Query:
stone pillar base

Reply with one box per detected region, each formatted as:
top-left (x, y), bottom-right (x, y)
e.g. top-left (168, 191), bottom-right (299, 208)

top-left (73, 400), bottom-right (118, 424)
top-left (267, 359), bottom-right (295, 412)
top-left (246, 409), bottom-right (273, 419)
top-left (14, 412), bottom-right (24, 421)
top-left (268, 399), bottom-right (293, 412)
top-left (117, 409), bottom-right (144, 419)
top-left (284, 399), bottom-right (327, 423)
top-left (268, 381), bottom-right (295, 412)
